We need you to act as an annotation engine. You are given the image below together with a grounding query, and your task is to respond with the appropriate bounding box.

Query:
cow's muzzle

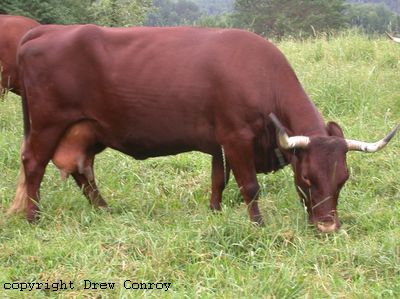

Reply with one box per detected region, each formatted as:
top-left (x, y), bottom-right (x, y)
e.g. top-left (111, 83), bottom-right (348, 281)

top-left (316, 220), bottom-right (340, 233)
top-left (311, 212), bottom-right (341, 233)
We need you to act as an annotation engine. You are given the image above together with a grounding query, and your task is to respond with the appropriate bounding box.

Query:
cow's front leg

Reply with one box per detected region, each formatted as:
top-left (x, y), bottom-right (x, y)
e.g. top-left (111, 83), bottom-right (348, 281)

top-left (223, 140), bottom-right (263, 225)
top-left (72, 171), bottom-right (107, 207)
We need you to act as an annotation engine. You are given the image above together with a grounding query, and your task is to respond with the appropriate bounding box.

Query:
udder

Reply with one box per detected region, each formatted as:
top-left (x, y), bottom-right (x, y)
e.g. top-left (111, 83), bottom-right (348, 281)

top-left (52, 121), bottom-right (98, 180)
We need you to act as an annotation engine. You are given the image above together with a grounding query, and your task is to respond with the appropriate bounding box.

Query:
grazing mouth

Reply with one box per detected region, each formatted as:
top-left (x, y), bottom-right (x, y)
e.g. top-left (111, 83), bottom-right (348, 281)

top-left (316, 221), bottom-right (340, 233)
top-left (308, 210), bottom-right (340, 233)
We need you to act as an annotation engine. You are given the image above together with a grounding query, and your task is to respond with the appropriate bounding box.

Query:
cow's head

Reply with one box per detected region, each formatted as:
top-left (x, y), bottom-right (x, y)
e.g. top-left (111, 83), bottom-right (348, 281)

top-left (270, 113), bottom-right (399, 233)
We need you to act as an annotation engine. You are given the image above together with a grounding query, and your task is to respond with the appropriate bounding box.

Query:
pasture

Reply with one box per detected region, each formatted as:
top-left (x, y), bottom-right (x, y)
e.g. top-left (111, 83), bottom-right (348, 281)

top-left (0, 31), bottom-right (399, 298)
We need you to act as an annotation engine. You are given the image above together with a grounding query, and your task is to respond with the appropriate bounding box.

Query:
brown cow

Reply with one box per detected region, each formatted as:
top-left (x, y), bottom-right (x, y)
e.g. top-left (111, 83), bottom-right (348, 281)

top-left (0, 15), bottom-right (39, 95)
top-left (9, 25), bottom-right (399, 232)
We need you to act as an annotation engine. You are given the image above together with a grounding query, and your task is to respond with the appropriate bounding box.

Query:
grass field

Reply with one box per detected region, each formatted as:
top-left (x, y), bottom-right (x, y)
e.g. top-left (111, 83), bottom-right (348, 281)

top-left (0, 31), bottom-right (399, 298)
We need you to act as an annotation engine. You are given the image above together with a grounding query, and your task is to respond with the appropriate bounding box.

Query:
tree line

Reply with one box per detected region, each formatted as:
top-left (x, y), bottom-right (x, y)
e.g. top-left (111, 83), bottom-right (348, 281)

top-left (0, 0), bottom-right (153, 27)
top-left (0, 0), bottom-right (399, 38)
top-left (348, 0), bottom-right (400, 14)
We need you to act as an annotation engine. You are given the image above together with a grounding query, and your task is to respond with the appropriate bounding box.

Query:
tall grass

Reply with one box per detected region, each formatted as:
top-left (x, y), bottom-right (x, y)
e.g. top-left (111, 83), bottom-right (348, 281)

top-left (0, 31), bottom-right (399, 298)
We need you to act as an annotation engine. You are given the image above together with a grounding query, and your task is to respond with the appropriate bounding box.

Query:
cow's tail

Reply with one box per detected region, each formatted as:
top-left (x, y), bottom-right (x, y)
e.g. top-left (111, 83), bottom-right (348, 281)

top-left (7, 44), bottom-right (31, 215)
top-left (7, 141), bottom-right (29, 215)
top-left (7, 94), bottom-right (30, 214)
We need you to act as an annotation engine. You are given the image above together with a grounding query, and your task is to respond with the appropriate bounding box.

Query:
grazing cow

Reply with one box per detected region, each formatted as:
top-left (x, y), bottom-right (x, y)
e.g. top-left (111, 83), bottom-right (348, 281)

top-left (0, 15), bottom-right (39, 95)
top-left (9, 25), bottom-right (399, 232)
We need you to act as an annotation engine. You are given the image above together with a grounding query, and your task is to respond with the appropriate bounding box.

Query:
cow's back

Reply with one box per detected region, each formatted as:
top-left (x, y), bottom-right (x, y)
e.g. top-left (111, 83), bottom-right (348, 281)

top-left (0, 15), bottom-right (39, 94)
top-left (19, 25), bottom-right (306, 159)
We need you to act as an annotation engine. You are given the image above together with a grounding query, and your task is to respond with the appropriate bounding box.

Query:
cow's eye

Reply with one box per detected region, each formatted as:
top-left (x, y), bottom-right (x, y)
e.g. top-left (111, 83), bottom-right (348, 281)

top-left (302, 175), bottom-right (312, 187)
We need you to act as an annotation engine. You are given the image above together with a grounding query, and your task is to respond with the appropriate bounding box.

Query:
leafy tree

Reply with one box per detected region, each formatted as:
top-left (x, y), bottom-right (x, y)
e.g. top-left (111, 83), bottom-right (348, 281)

top-left (192, 0), bottom-right (234, 15)
top-left (196, 13), bottom-right (234, 28)
top-left (348, 0), bottom-right (400, 14)
top-left (90, 0), bottom-right (152, 27)
top-left (0, 0), bottom-right (94, 24)
top-left (346, 3), bottom-right (400, 33)
top-left (233, 0), bottom-right (348, 38)
top-left (0, 0), bottom-right (152, 26)
top-left (145, 0), bottom-right (202, 26)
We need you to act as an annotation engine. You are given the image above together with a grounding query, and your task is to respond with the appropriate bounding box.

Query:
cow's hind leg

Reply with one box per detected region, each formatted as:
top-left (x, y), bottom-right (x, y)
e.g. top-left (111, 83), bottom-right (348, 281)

top-left (223, 140), bottom-right (263, 225)
top-left (8, 128), bottom-right (64, 222)
top-left (210, 148), bottom-right (230, 211)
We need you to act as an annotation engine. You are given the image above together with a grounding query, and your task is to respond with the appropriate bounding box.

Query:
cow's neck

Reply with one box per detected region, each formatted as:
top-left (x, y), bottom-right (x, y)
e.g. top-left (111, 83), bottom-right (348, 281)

top-left (277, 90), bottom-right (327, 137)
top-left (275, 92), bottom-right (328, 168)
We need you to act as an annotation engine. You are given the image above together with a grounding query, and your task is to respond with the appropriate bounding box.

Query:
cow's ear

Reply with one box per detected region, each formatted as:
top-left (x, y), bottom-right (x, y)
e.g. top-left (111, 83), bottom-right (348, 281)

top-left (327, 121), bottom-right (344, 138)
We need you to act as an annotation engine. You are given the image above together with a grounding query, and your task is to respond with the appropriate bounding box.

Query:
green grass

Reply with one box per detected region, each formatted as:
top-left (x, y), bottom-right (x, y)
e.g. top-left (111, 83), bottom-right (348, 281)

top-left (0, 31), bottom-right (399, 298)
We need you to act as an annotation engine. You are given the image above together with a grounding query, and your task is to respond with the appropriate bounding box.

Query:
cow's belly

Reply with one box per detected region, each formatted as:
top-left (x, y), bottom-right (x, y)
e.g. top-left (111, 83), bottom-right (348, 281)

top-left (91, 116), bottom-right (218, 159)
top-left (108, 135), bottom-right (218, 160)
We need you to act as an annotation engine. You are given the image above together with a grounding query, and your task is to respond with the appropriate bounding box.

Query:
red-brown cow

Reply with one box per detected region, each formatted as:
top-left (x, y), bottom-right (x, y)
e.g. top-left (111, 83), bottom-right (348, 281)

top-left (0, 15), bottom-right (39, 95)
top-left (9, 25), bottom-right (399, 232)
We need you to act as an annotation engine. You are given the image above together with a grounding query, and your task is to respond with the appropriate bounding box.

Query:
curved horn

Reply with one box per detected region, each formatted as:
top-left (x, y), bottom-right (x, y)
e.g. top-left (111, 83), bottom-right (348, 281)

top-left (386, 32), bottom-right (400, 43)
top-left (269, 113), bottom-right (310, 149)
top-left (346, 124), bottom-right (400, 152)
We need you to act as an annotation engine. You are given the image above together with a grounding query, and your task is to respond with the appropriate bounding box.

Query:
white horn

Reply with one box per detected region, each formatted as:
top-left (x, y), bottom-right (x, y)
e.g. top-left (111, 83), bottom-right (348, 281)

top-left (346, 124), bottom-right (400, 152)
top-left (269, 113), bottom-right (310, 149)
top-left (386, 32), bottom-right (400, 43)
